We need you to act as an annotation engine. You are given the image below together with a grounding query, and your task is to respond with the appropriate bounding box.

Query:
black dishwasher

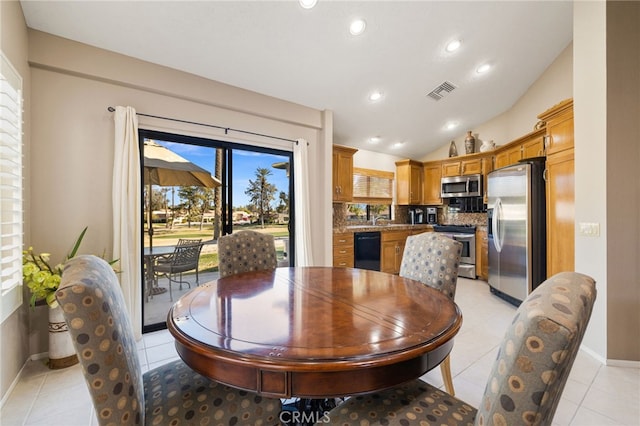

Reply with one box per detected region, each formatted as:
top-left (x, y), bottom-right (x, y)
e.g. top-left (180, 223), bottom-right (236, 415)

top-left (354, 231), bottom-right (381, 271)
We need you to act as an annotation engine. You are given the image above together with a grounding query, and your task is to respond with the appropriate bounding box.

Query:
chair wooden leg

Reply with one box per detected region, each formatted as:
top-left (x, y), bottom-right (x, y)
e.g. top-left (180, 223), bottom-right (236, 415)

top-left (440, 354), bottom-right (455, 396)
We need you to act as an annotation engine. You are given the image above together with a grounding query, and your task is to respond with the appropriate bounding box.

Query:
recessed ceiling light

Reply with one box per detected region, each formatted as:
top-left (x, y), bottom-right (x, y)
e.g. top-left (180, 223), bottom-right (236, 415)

top-left (476, 64), bottom-right (491, 74)
top-left (445, 121), bottom-right (458, 130)
top-left (393, 142), bottom-right (405, 149)
top-left (350, 19), bottom-right (367, 36)
top-left (299, 0), bottom-right (318, 9)
top-left (368, 91), bottom-right (383, 102)
top-left (445, 39), bottom-right (461, 52)
top-left (368, 136), bottom-right (381, 144)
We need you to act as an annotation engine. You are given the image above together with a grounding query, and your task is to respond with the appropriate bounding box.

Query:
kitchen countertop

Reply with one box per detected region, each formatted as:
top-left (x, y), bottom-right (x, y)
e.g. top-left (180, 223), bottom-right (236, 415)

top-left (334, 224), bottom-right (434, 233)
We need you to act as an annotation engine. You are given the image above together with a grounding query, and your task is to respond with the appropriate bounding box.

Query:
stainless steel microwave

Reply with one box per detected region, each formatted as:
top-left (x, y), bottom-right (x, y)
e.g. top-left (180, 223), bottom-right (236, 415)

top-left (441, 174), bottom-right (483, 198)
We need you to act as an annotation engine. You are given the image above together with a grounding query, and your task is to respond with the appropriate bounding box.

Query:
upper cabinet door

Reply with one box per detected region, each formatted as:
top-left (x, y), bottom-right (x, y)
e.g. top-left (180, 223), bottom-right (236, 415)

top-left (461, 158), bottom-right (482, 175)
top-left (333, 145), bottom-right (358, 202)
top-left (422, 162), bottom-right (442, 205)
top-left (396, 160), bottom-right (422, 205)
top-left (538, 99), bottom-right (574, 156)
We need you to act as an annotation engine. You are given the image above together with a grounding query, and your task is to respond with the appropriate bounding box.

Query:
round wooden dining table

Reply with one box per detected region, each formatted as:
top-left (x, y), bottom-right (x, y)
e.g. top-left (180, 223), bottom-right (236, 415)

top-left (167, 266), bottom-right (462, 398)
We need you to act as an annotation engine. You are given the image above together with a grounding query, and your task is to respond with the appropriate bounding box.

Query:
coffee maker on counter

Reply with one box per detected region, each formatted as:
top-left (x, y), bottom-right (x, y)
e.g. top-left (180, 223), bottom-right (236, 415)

top-left (408, 207), bottom-right (436, 225)
top-left (426, 207), bottom-right (437, 224)
top-left (408, 208), bottom-right (417, 225)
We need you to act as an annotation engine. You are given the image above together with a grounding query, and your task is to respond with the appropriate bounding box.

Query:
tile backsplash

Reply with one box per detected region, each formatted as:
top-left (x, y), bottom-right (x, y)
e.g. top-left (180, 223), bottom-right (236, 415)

top-left (333, 203), bottom-right (487, 228)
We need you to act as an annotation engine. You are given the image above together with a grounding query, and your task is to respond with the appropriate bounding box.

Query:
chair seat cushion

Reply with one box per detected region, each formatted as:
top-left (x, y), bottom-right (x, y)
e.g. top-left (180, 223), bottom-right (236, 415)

top-left (324, 379), bottom-right (477, 426)
top-left (144, 359), bottom-right (281, 425)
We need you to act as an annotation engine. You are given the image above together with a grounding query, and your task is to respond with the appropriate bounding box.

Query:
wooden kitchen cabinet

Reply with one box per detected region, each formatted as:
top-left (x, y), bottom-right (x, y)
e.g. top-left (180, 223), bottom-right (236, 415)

top-left (522, 134), bottom-right (545, 159)
top-left (482, 156), bottom-right (493, 203)
top-left (476, 228), bottom-right (488, 280)
top-left (441, 161), bottom-right (461, 177)
top-left (541, 99), bottom-right (574, 277)
top-left (422, 161), bottom-right (442, 205)
top-left (442, 155), bottom-right (483, 177)
top-left (494, 128), bottom-right (546, 170)
top-left (494, 144), bottom-right (522, 169)
top-left (461, 158), bottom-right (483, 175)
top-left (396, 160), bottom-right (422, 205)
top-left (539, 99), bottom-right (574, 156)
top-left (381, 230), bottom-right (411, 274)
top-left (333, 145), bottom-right (358, 202)
top-left (546, 148), bottom-right (575, 276)
top-left (333, 232), bottom-right (354, 268)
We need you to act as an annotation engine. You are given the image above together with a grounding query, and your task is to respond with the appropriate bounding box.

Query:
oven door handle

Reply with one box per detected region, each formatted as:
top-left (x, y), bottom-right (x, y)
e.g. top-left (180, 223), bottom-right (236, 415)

top-left (452, 233), bottom-right (473, 241)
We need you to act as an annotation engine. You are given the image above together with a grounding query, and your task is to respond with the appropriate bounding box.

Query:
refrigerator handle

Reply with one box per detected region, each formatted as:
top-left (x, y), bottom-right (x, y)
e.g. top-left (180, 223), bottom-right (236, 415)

top-left (492, 198), bottom-right (503, 253)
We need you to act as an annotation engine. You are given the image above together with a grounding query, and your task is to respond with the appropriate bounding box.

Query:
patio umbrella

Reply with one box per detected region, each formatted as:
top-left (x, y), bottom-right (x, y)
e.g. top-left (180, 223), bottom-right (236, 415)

top-left (143, 141), bottom-right (221, 248)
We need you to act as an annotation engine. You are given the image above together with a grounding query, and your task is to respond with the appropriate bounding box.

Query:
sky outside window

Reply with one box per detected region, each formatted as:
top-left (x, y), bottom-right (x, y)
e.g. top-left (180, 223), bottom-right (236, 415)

top-left (158, 141), bottom-right (290, 207)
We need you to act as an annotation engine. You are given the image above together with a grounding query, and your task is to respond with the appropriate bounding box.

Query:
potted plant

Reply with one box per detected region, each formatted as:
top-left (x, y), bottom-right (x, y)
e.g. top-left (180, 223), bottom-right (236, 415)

top-left (22, 227), bottom-right (115, 369)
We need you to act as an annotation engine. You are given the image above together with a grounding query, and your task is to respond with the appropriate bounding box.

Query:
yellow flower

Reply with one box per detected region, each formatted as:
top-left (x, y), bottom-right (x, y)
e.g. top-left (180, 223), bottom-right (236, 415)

top-left (23, 226), bottom-right (116, 308)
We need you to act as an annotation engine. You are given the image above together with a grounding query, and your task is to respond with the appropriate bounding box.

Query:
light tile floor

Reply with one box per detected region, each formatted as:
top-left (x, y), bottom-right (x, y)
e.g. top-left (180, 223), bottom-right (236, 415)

top-left (1, 278), bottom-right (638, 425)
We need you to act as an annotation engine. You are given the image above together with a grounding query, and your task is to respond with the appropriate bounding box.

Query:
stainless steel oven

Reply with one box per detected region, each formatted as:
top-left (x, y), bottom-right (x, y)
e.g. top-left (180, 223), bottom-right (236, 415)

top-left (433, 225), bottom-right (476, 279)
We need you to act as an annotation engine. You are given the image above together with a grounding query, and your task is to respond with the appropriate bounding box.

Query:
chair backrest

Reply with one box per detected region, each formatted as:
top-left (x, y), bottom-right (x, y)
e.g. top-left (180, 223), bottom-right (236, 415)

top-left (56, 255), bottom-right (145, 425)
top-left (399, 232), bottom-right (463, 299)
top-left (475, 272), bottom-right (597, 425)
top-left (218, 230), bottom-right (277, 278)
top-left (176, 238), bottom-right (202, 247)
top-left (171, 241), bottom-right (203, 267)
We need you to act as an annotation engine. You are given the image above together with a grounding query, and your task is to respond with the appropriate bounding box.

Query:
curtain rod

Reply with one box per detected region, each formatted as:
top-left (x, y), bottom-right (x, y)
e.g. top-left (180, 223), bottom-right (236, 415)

top-left (107, 106), bottom-right (300, 144)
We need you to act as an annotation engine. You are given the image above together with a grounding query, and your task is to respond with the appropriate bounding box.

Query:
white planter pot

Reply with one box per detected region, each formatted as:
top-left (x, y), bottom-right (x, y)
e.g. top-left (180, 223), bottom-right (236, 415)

top-left (48, 305), bottom-right (79, 369)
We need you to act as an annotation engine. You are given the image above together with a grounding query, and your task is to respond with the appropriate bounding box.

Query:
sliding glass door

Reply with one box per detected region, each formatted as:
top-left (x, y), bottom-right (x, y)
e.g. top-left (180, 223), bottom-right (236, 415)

top-left (140, 129), bottom-right (293, 332)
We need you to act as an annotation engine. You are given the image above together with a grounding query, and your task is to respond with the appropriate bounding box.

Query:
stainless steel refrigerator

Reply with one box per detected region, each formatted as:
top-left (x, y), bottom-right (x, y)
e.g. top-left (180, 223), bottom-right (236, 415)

top-left (487, 158), bottom-right (546, 305)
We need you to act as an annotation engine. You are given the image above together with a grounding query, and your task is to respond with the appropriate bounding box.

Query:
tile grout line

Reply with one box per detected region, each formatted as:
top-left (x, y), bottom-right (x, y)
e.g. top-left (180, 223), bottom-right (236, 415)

top-left (22, 369), bottom-right (48, 426)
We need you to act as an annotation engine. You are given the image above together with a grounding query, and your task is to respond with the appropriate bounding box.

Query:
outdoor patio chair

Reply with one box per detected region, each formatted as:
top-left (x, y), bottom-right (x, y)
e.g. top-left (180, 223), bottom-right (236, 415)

top-left (154, 240), bottom-right (203, 301)
top-left (218, 230), bottom-right (277, 278)
top-left (176, 237), bottom-right (202, 247)
top-left (322, 271), bottom-right (596, 426)
top-left (56, 255), bottom-right (282, 426)
top-left (399, 232), bottom-right (462, 395)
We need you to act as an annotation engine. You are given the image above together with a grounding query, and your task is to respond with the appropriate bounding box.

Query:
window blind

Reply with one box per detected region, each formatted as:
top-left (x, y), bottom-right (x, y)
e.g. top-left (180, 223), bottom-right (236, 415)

top-left (352, 167), bottom-right (394, 204)
top-left (0, 52), bottom-right (23, 321)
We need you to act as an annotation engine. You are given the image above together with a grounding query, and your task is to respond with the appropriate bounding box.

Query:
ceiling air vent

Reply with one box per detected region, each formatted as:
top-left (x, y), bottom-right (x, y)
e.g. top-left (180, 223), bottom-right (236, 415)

top-left (427, 81), bottom-right (457, 101)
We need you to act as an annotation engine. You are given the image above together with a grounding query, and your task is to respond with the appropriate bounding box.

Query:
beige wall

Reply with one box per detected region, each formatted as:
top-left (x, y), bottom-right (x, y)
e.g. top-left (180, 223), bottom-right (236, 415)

top-left (574, 0), bottom-right (640, 364)
top-left (574, 0), bottom-right (608, 361)
top-left (603, 1), bottom-right (639, 361)
top-left (0, 0), bottom-right (31, 402)
top-left (420, 43), bottom-right (573, 162)
top-left (574, 0), bottom-right (639, 362)
top-left (26, 30), bottom-right (333, 355)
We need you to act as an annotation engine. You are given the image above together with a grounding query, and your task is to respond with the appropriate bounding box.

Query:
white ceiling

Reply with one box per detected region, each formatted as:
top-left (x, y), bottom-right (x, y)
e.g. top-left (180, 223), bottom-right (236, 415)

top-left (20, 1), bottom-right (573, 159)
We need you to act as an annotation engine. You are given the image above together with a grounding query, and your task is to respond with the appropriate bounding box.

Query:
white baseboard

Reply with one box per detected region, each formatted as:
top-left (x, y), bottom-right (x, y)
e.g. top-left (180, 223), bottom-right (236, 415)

top-left (0, 360), bottom-right (28, 408)
top-left (580, 344), bottom-right (607, 365)
top-left (0, 352), bottom-right (49, 408)
top-left (580, 345), bottom-right (640, 368)
top-left (30, 351), bottom-right (48, 361)
top-left (605, 358), bottom-right (640, 368)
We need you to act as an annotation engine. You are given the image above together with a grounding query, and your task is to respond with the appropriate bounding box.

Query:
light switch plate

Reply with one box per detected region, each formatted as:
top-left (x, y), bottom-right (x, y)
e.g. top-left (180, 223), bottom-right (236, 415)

top-left (578, 222), bottom-right (600, 237)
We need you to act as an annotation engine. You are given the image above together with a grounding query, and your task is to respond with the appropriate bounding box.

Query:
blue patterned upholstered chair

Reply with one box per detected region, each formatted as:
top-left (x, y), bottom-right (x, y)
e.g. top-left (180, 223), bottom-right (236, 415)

top-left (56, 255), bottom-right (282, 426)
top-left (218, 230), bottom-right (278, 278)
top-left (322, 272), bottom-right (596, 426)
top-left (399, 232), bottom-right (463, 395)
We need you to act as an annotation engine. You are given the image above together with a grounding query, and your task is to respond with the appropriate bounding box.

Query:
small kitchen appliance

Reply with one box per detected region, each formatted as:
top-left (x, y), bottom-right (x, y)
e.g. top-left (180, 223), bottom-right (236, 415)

top-left (415, 208), bottom-right (424, 224)
top-left (426, 207), bottom-right (437, 224)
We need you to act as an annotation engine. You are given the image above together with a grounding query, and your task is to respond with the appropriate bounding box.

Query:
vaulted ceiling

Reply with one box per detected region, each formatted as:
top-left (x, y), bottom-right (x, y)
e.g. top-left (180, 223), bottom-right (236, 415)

top-left (20, 1), bottom-right (573, 158)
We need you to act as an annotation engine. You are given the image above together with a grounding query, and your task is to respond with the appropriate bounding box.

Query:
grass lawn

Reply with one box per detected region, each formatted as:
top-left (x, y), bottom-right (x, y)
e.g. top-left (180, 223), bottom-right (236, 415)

top-left (147, 224), bottom-right (289, 273)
